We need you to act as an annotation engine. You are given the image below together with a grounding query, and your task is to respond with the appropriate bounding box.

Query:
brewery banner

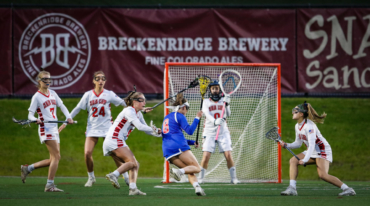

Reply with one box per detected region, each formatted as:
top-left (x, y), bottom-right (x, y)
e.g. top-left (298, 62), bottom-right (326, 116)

top-left (13, 8), bottom-right (296, 94)
top-left (0, 9), bottom-right (12, 95)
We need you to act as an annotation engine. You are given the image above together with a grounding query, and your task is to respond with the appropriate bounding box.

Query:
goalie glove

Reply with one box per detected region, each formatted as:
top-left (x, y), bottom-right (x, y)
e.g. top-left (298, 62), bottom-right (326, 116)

top-left (150, 120), bottom-right (162, 137)
top-left (214, 118), bottom-right (226, 126)
top-left (223, 94), bottom-right (231, 106)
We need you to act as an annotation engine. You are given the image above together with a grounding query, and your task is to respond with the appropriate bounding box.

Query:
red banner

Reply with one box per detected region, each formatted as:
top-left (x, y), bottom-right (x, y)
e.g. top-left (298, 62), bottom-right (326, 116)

top-left (297, 9), bottom-right (370, 93)
top-left (13, 8), bottom-right (296, 94)
top-left (0, 9), bottom-right (12, 95)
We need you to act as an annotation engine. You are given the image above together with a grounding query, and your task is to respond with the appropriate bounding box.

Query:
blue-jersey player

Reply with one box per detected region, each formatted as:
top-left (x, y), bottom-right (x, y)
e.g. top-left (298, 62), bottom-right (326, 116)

top-left (161, 93), bottom-right (206, 196)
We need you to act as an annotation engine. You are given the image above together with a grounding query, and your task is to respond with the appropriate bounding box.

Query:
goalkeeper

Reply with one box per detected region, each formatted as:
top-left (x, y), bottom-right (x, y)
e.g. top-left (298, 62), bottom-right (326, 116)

top-left (280, 102), bottom-right (355, 196)
top-left (161, 93), bottom-right (206, 196)
top-left (198, 80), bottom-right (239, 184)
top-left (103, 91), bottom-right (161, 196)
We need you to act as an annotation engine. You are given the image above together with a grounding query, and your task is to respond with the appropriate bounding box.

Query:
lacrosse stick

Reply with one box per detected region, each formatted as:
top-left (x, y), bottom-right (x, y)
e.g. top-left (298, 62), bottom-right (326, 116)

top-left (215, 70), bottom-right (242, 141)
top-left (143, 77), bottom-right (199, 114)
top-left (12, 117), bottom-right (77, 127)
top-left (265, 127), bottom-right (306, 167)
top-left (195, 75), bottom-right (212, 145)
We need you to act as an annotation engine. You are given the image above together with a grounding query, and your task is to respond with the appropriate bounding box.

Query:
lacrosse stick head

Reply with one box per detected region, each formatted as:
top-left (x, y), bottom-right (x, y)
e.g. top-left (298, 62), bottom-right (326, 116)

top-left (188, 78), bottom-right (200, 88)
top-left (218, 70), bottom-right (242, 96)
top-left (12, 117), bottom-right (32, 127)
top-left (198, 75), bottom-right (211, 98)
top-left (265, 127), bottom-right (281, 142)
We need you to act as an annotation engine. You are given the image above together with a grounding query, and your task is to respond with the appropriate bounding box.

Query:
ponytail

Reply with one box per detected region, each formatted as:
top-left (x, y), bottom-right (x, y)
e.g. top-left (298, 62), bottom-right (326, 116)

top-left (306, 103), bottom-right (327, 124)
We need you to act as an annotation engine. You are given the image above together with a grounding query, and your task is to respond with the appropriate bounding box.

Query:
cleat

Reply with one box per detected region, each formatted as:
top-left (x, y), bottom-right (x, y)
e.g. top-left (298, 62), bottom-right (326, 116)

top-left (339, 188), bottom-right (356, 196)
top-left (195, 185), bottom-right (206, 196)
top-left (44, 184), bottom-right (64, 192)
top-left (231, 179), bottom-right (240, 184)
top-left (129, 188), bottom-right (146, 196)
top-left (84, 177), bottom-right (96, 187)
top-left (21, 165), bottom-right (30, 183)
top-left (106, 173), bottom-right (120, 189)
top-left (281, 185), bottom-right (298, 196)
top-left (170, 168), bottom-right (183, 181)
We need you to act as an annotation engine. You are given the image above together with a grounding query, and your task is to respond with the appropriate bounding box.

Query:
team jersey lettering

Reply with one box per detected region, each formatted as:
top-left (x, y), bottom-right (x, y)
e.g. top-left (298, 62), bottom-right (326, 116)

top-left (89, 99), bottom-right (107, 106)
top-left (43, 99), bottom-right (56, 109)
top-left (299, 134), bottom-right (307, 141)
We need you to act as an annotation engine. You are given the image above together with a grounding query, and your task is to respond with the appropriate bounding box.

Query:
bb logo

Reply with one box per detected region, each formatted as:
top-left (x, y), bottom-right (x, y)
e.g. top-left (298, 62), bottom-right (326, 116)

top-left (19, 13), bottom-right (91, 90)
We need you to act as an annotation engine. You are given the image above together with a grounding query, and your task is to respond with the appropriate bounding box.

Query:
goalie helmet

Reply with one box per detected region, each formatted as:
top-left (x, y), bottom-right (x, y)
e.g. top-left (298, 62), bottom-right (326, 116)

top-left (208, 80), bottom-right (222, 101)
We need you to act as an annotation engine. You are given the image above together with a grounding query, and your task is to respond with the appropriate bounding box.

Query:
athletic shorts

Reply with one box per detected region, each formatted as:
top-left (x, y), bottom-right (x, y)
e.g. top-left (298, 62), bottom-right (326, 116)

top-left (202, 132), bottom-right (232, 153)
top-left (38, 124), bottom-right (60, 144)
top-left (103, 136), bottom-right (128, 156)
top-left (302, 150), bottom-right (333, 163)
top-left (86, 129), bottom-right (108, 138)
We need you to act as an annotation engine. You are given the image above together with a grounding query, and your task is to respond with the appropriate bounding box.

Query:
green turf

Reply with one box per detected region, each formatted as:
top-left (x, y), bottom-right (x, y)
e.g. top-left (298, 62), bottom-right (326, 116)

top-left (0, 177), bottom-right (369, 206)
top-left (0, 98), bottom-right (370, 180)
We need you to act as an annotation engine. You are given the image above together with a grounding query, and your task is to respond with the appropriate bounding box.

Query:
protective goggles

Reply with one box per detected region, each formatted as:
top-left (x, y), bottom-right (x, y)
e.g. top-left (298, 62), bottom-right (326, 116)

top-left (94, 76), bottom-right (106, 81)
top-left (132, 98), bottom-right (146, 103)
top-left (292, 107), bottom-right (306, 114)
top-left (40, 78), bottom-right (52, 84)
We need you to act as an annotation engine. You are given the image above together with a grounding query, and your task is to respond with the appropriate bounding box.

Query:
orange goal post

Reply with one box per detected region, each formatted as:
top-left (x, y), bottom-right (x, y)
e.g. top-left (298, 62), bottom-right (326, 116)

top-left (163, 63), bottom-right (281, 183)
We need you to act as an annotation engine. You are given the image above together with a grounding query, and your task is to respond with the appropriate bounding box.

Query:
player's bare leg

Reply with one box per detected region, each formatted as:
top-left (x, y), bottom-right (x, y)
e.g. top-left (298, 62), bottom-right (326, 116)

top-left (224, 151), bottom-right (239, 184)
top-left (171, 151), bottom-right (205, 196)
top-left (282, 153), bottom-right (314, 196)
top-left (200, 151), bottom-right (211, 169)
top-left (315, 158), bottom-right (356, 195)
top-left (21, 155), bottom-right (51, 183)
top-left (85, 137), bottom-right (99, 172)
top-left (199, 151), bottom-right (211, 183)
top-left (112, 154), bottom-right (130, 186)
top-left (44, 140), bottom-right (63, 192)
top-left (84, 137), bottom-right (98, 187)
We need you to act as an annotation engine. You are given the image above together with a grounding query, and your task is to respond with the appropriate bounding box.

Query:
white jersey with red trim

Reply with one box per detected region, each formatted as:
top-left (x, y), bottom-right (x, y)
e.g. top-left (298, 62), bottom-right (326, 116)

top-left (202, 98), bottom-right (230, 136)
top-left (105, 106), bottom-right (152, 141)
top-left (287, 119), bottom-right (332, 163)
top-left (28, 90), bottom-right (68, 135)
top-left (72, 89), bottom-right (125, 133)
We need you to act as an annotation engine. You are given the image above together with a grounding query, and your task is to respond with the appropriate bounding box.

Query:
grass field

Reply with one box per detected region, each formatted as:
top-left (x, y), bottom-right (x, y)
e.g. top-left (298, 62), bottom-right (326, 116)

top-left (0, 98), bottom-right (370, 181)
top-left (0, 177), bottom-right (369, 206)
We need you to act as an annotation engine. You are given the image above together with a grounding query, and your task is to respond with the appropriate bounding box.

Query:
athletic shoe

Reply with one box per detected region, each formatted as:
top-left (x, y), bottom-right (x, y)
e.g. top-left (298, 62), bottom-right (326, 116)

top-left (339, 188), bottom-right (356, 196)
top-left (231, 179), bottom-right (240, 184)
top-left (129, 188), bottom-right (147, 196)
top-left (21, 165), bottom-right (30, 183)
top-left (170, 168), bottom-right (183, 181)
top-left (281, 186), bottom-right (298, 196)
top-left (198, 178), bottom-right (204, 184)
top-left (105, 173), bottom-right (120, 189)
top-left (84, 177), bottom-right (96, 187)
top-left (195, 185), bottom-right (206, 196)
top-left (44, 184), bottom-right (64, 192)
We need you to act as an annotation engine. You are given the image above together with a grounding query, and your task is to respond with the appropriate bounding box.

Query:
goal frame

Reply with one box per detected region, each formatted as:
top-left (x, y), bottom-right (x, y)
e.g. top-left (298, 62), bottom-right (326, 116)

top-left (163, 62), bottom-right (282, 183)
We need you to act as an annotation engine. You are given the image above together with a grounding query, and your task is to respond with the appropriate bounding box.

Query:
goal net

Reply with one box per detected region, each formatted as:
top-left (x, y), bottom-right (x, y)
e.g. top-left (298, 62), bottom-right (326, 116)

top-left (163, 63), bottom-right (281, 183)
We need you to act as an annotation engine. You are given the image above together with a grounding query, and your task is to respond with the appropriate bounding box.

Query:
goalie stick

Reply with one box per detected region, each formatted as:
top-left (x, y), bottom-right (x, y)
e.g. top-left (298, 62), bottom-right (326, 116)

top-left (12, 117), bottom-right (77, 126)
top-left (265, 127), bottom-right (306, 167)
top-left (143, 77), bottom-right (199, 114)
top-left (195, 75), bottom-right (212, 145)
top-left (215, 70), bottom-right (242, 141)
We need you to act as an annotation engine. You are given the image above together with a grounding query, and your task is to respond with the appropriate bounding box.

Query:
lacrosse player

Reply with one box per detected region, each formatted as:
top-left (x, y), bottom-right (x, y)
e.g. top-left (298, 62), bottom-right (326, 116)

top-left (21, 71), bottom-right (74, 192)
top-left (103, 90), bottom-right (161, 196)
top-left (161, 93), bottom-right (205, 196)
top-left (58, 71), bottom-right (130, 187)
top-left (280, 102), bottom-right (356, 196)
top-left (198, 80), bottom-right (239, 184)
